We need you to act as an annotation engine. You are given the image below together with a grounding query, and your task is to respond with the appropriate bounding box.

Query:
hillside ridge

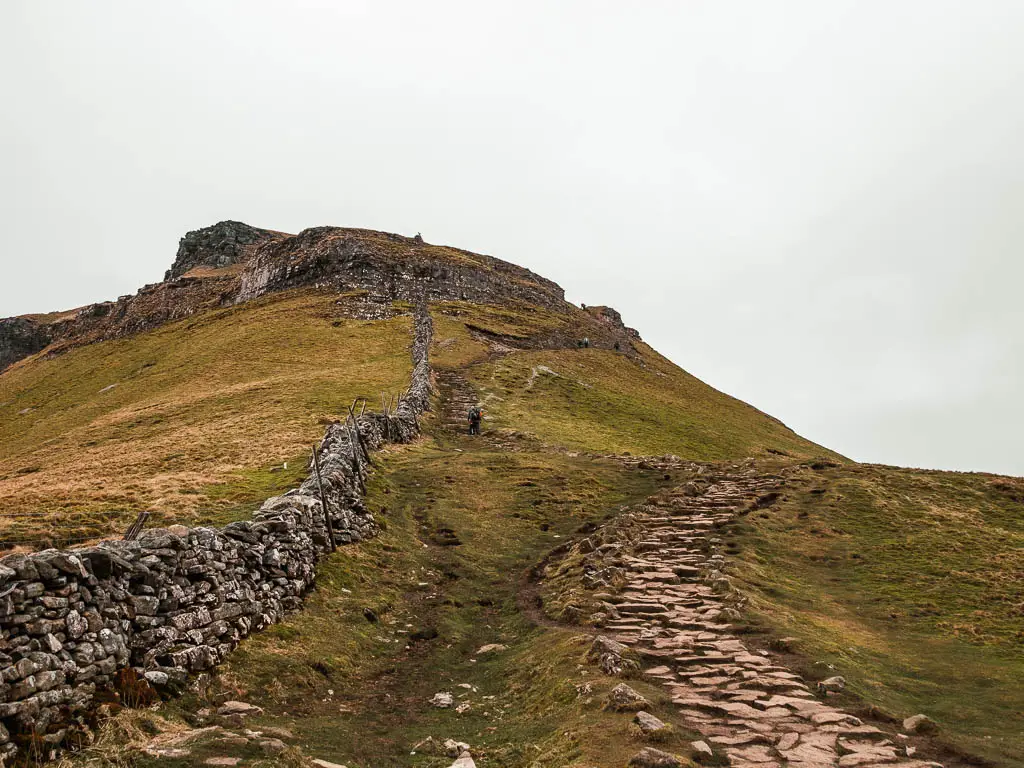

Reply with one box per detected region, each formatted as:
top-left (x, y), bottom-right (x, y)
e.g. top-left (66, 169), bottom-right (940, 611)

top-left (1, 223), bottom-right (633, 373)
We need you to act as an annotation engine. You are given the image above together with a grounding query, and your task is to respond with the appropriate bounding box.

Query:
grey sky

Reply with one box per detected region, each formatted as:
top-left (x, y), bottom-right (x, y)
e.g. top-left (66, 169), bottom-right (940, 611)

top-left (2, 1), bottom-right (1021, 476)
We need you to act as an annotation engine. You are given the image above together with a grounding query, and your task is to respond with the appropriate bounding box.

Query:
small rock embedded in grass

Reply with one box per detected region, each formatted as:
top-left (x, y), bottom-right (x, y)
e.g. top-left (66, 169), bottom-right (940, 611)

top-left (690, 740), bottom-right (714, 762)
top-left (902, 713), bottom-right (938, 734)
top-left (258, 737), bottom-right (287, 754)
top-left (312, 760), bottom-right (349, 768)
top-left (431, 691), bottom-right (455, 708)
top-left (817, 675), bottom-right (846, 694)
top-left (475, 643), bottom-right (507, 655)
top-left (632, 711), bottom-right (672, 740)
top-left (628, 746), bottom-right (683, 767)
top-left (607, 682), bottom-right (649, 712)
top-left (204, 759), bottom-right (241, 767)
top-left (216, 701), bottom-right (263, 717)
top-left (444, 739), bottom-right (470, 757)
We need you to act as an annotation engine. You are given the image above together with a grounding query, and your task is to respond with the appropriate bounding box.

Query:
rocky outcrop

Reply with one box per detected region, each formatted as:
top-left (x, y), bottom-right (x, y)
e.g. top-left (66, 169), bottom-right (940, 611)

top-left (585, 305), bottom-right (641, 340)
top-left (0, 223), bottom-right (582, 373)
top-left (0, 307), bottom-right (433, 762)
top-left (237, 226), bottom-right (567, 310)
top-left (164, 221), bottom-right (284, 281)
top-left (0, 317), bottom-right (51, 372)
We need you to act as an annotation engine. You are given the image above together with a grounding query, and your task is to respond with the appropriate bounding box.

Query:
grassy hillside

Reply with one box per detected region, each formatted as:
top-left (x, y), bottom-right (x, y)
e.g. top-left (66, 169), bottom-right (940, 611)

top-left (732, 462), bottom-right (1024, 766)
top-left (0, 290), bottom-right (413, 545)
top-left (430, 302), bottom-right (843, 461)
top-left (6, 286), bottom-right (1018, 767)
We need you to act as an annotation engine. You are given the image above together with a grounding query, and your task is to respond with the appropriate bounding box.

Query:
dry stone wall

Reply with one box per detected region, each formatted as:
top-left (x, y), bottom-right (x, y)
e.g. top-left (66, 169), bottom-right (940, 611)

top-left (0, 306), bottom-right (433, 762)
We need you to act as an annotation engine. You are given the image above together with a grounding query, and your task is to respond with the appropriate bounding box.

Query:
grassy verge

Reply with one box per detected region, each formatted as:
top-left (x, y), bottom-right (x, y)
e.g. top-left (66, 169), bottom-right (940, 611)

top-left (732, 462), bottom-right (1024, 767)
top-left (0, 290), bottom-right (413, 541)
top-left (68, 435), bottom-right (700, 767)
top-left (465, 345), bottom-right (842, 462)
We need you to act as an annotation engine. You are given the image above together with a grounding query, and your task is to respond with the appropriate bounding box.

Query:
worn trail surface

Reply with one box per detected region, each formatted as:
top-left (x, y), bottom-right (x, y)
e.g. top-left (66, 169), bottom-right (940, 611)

top-left (569, 469), bottom-right (945, 768)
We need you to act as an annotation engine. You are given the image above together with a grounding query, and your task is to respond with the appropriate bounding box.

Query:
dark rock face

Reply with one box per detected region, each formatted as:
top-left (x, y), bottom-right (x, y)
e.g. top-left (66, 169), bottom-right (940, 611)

top-left (0, 318), bottom-right (51, 373)
top-left (237, 227), bottom-right (566, 311)
top-left (585, 305), bottom-right (641, 340)
top-left (0, 221), bottom-right (639, 373)
top-left (164, 221), bottom-right (283, 281)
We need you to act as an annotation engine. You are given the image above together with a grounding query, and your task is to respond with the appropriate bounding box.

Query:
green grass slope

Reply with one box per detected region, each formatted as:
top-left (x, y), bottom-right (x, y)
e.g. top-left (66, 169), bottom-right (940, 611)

top-left (732, 462), bottom-right (1024, 766)
top-left (0, 290), bottom-right (413, 544)
top-left (431, 301), bottom-right (843, 462)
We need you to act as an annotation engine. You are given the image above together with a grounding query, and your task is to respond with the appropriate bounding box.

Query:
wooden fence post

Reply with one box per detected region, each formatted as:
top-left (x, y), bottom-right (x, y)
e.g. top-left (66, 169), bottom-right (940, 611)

top-left (311, 443), bottom-right (337, 552)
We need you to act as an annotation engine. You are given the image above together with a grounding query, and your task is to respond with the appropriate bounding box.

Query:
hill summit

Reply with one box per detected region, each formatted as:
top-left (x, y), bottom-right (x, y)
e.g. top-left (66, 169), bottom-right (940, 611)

top-left (2, 222), bottom-right (626, 373)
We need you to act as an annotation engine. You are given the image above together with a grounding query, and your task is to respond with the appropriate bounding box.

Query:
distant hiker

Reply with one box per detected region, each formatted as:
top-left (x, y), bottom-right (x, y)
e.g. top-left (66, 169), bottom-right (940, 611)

top-left (413, 232), bottom-right (424, 244)
top-left (577, 340), bottom-right (583, 348)
top-left (614, 341), bottom-right (620, 351)
top-left (582, 337), bottom-right (590, 348)
top-left (581, 303), bottom-right (586, 310)
top-left (467, 406), bottom-right (484, 435)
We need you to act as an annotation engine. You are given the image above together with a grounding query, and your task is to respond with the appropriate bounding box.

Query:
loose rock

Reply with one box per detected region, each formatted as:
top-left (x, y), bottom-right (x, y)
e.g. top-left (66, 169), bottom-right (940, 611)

top-left (608, 682), bottom-right (650, 712)
top-left (628, 746), bottom-right (683, 767)
top-left (431, 692), bottom-right (455, 708)
top-left (903, 714), bottom-right (938, 734)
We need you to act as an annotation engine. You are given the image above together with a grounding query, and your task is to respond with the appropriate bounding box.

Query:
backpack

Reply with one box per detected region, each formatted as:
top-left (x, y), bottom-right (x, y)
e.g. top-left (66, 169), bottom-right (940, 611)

top-left (468, 407), bottom-right (480, 421)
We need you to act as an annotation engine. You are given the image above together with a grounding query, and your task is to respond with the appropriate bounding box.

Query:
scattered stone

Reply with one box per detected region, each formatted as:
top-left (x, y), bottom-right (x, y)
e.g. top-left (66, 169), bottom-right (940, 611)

top-left (431, 692), bottom-right (455, 708)
top-left (216, 701), bottom-right (263, 717)
top-left (588, 635), bottom-right (640, 676)
top-left (628, 746), bottom-right (683, 767)
top-left (204, 759), bottom-right (241, 767)
top-left (450, 751), bottom-right (477, 768)
top-left (444, 739), bottom-right (471, 757)
top-left (475, 643), bottom-right (507, 655)
top-left (818, 675), bottom-right (847, 694)
top-left (633, 711), bottom-right (671, 738)
top-left (258, 737), bottom-right (287, 754)
top-left (690, 740), bottom-right (714, 762)
top-left (259, 726), bottom-right (294, 740)
top-left (455, 701), bottom-right (471, 714)
top-left (312, 760), bottom-right (349, 768)
top-left (608, 682), bottom-right (650, 712)
top-left (902, 714), bottom-right (938, 734)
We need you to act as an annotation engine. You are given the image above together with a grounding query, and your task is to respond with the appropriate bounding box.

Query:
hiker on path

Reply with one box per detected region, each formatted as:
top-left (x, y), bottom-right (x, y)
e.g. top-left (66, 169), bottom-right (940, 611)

top-left (468, 405), bottom-right (484, 436)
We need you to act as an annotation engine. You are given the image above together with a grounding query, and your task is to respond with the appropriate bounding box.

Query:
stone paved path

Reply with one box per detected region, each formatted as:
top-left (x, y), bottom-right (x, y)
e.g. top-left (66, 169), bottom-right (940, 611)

top-left (589, 470), bottom-right (943, 768)
top-left (435, 368), bottom-right (480, 435)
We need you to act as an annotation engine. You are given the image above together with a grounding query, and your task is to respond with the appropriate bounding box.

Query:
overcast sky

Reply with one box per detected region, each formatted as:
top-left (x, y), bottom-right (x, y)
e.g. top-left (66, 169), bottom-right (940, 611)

top-left (2, 1), bottom-right (1021, 476)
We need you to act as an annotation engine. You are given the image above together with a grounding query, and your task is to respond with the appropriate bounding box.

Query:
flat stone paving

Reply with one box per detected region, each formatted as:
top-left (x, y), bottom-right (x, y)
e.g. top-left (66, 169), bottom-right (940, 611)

top-left (593, 471), bottom-right (943, 768)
